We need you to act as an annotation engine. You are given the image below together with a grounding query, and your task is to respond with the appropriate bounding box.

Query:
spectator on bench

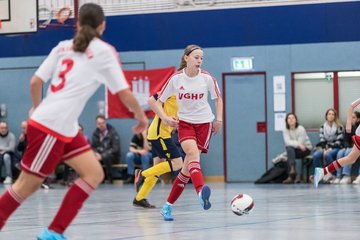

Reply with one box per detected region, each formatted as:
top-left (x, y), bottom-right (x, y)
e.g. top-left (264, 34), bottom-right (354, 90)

top-left (311, 108), bottom-right (344, 184)
top-left (282, 113), bottom-right (312, 184)
top-left (92, 115), bottom-right (121, 184)
top-left (0, 121), bottom-right (16, 184)
top-left (16, 120), bottom-right (28, 157)
top-left (124, 131), bottom-right (152, 184)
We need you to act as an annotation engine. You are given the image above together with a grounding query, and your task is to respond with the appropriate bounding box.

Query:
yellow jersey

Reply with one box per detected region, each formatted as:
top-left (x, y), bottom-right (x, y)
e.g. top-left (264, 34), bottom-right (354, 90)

top-left (148, 95), bottom-right (178, 140)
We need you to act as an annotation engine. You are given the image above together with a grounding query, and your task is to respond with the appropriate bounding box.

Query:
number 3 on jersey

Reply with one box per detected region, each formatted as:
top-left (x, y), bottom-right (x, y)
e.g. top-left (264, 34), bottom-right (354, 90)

top-left (51, 59), bottom-right (74, 92)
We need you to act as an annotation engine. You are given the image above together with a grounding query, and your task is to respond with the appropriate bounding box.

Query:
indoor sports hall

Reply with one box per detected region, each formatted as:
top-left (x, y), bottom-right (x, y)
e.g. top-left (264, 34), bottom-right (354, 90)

top-left (1, 0), bottom-right (360, 239)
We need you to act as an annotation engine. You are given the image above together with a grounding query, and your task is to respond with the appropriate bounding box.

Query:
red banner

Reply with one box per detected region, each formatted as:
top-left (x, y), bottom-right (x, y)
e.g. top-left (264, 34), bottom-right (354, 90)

top-left (106, 66), bottom-right (175, 119)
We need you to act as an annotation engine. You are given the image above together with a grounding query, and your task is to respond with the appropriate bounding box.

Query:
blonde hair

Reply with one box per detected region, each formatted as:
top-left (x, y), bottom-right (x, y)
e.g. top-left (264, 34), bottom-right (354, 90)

top-left (178, 44), bottom-right (202, 71)
top-left (325, 108), bottom-right (342, 128)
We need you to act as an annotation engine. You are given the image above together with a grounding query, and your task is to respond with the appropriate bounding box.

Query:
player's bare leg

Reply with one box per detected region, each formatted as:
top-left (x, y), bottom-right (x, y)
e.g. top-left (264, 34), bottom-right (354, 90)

top-left (37, 150), bottom-right (104, 239)
top-left (314, 146), bottom-right (360, 188)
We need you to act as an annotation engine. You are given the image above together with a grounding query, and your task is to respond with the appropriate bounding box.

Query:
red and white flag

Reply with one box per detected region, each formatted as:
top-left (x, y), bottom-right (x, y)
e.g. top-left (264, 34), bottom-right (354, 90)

top-left (106, 66), bottom-right (175, 118)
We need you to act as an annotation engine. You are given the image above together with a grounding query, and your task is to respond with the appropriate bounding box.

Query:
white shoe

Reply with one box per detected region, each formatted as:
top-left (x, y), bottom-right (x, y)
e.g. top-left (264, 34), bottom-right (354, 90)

top-left (332, 178), bottom-right (341, 184)
top-left (314, 168), bottom-right (324, 188)
top-left (340, 176), bottom-right (351, 184)
top-left (41, 183), bottom-right (50, 190)
top-left (323, 173), bottom-right (334, 184)
top-left (3, 176), bottom-right (12, 184)
top-left (352, 176), bottom-right (360, 184)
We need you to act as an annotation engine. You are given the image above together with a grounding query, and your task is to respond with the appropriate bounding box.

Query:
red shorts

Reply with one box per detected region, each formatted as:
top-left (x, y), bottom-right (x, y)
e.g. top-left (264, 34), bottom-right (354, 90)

top-left (178, 120), bottom-right (213, 153)
top-left (353, 135), bottom-right (360, 150)
top-left (21, 125), bottom-right (91, 178)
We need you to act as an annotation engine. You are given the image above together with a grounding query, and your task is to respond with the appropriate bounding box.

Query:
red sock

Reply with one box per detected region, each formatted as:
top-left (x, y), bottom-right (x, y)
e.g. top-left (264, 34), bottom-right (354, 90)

top-left (188, 161), bottom-right (204, 193)
top-left (324, 160), bottom-right (342, 175)
top-left (167, 172), bottom-right (189, 204)
top-left (48, 178), bottom-right (94, 234)
top-left (0, 187), bottom-right (24, 230)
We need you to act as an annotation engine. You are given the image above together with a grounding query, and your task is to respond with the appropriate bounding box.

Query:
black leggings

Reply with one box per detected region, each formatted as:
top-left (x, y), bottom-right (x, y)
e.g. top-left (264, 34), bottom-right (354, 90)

top-left (285, 146), bottom-right (310, 171)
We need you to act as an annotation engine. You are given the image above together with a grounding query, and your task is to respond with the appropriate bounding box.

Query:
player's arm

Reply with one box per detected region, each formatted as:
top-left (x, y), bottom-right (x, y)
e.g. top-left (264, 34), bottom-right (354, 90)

top-left (29, 44), bottom-right (60, 116)
top-left (99, 46), bottom-right (148, 134)
top-left (206, 74), bottom-right (223, 134)
top-left (213, 96), bottom-right (223, 134)
top-left (148, 94), bottom-right (178, 127)
top-left (346, 98), bottom-right (360, 133)
top-left (142, 130), bottom-right (151, 151)
top-left (29, 75), bottom-right (44, 117)
top-left (117, 89), bottom-right (148, 134)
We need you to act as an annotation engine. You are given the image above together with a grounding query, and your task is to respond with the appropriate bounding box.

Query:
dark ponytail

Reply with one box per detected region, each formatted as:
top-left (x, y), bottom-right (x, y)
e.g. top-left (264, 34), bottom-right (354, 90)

top-left (178, 44), bottom-right (202, 71)
top-left (73, 25), bottom-right (100, 52)
top-left (73, 3), bottom-right (105, 52)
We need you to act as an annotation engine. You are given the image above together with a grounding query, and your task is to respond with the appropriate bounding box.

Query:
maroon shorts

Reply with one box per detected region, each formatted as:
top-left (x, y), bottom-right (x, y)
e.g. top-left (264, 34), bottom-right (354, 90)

top-left (178, 120), bottom-right (212, 153)
top-left (21, 125), bottom-right (91, 178)
top-left (353, 135), bottom-right (360, 151)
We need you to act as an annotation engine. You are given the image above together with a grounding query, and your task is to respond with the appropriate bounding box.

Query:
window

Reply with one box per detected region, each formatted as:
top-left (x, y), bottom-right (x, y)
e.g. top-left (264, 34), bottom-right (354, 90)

top-left (293, 72), bottom-right (333, 129)
top-left (292, 71), bottom-right (360, 130)
top-left (338, 71), bottom-right (360, 123)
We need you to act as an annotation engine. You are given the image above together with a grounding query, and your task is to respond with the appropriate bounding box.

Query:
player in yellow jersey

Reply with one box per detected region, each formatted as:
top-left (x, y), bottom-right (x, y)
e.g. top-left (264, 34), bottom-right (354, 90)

top-left (133, 94), bottom-right (183, 208)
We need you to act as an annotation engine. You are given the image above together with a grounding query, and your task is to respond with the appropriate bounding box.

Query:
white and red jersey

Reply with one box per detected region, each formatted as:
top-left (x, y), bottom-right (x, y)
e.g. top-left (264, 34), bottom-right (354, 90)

top-left (158, 68), bottom-right (221, 124)
top-left (352, 98), bottom-right (360, 136)
top-left (30, 38), bottom-right (129, 142)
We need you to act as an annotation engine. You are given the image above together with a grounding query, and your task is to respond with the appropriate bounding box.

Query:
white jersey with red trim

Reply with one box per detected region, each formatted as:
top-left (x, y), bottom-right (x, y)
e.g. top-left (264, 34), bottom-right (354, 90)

top-left (158, 68), bottom-right (221, 124)
top-left (352, 98), bottom-right (360, 136)
top-left (31, 38), bottom-right (129, 140)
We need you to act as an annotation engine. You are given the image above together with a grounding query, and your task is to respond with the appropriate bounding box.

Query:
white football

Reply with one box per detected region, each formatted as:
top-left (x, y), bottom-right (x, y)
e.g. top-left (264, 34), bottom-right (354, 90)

top-left (230, 193), bottom-right (254, 216)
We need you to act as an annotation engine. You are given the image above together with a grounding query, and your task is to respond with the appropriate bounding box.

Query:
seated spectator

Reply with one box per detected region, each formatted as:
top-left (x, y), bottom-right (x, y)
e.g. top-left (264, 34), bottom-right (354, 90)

top-left (311, 108), bottom-right (344, 183)
top-left (16, 120), bottom-right (28, 157)
top-left (0, 121), bottom-right (16, 184)
top-left (92, 115), bottom-right (121, 183)
top-left (282, 113), bottom-right (312, 184)
top-left (124, 131), bottom-right (152, 184)
top-left (334, 111), bottom-right (360, 184)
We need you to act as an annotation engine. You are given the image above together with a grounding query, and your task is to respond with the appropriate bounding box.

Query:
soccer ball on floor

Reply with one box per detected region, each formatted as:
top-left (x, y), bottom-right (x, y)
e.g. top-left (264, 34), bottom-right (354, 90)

top-left (230, 193), bottom-right (254, 216)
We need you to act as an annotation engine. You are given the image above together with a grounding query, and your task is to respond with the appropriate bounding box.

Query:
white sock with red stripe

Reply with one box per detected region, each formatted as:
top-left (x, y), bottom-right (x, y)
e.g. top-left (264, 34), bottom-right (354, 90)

top-left (49, 178), bottom-right (94, 234)
top-left (0, 186), bottom-right (25, 230)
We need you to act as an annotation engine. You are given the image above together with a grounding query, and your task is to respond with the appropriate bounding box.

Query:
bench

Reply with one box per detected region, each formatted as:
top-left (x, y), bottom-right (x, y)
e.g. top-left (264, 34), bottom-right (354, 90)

top-left (111, 163), bottom-right (174, 184)
top-left (111, 163), bottom-right (142, 180)
top-left (111, 163), bottom-right (142, 170)
top-left (111, 163), bottom-right (129, 169)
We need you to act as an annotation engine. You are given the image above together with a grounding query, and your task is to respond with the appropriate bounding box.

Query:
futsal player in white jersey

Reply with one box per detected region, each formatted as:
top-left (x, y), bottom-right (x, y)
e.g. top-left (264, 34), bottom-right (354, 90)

top-left (155, 44), bottom-right (223, 221)
top-left (0, 3), bottom-right (148, 239)
top-left (314, 98), bottom-right (360, 188)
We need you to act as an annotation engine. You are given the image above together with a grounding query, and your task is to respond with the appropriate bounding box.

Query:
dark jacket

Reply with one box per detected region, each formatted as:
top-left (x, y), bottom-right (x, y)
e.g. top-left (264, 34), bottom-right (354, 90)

top-left (91, 124), bottom-right (121, 163)
top-left (344, 122), bottom-right (360, 148)
top-left (17, 135), bottom-right (27, 156)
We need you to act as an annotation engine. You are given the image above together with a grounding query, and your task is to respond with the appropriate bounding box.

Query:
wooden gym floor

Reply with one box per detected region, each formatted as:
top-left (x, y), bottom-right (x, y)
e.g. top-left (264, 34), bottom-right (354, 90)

top-left (1, 182), bottom-right (359, 239)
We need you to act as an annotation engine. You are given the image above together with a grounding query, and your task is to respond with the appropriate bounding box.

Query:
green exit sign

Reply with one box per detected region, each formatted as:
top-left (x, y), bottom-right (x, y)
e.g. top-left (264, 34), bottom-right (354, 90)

top-left (231, 57), bottom-right (253, 71)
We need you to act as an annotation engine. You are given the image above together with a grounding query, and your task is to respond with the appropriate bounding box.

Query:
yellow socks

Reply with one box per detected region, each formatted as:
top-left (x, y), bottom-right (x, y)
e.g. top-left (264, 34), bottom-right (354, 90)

top-left (136, 161), bottom-right (172, 200)
top-left (136, 176), bottom-right (158, 200)
top-left (141, 161), bottom-right (171, 178)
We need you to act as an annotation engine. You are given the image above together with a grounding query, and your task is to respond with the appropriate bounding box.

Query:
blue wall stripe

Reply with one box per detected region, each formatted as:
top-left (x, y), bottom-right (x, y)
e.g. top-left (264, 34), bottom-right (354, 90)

top-left (1, 1), bottom-right (360, 57)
